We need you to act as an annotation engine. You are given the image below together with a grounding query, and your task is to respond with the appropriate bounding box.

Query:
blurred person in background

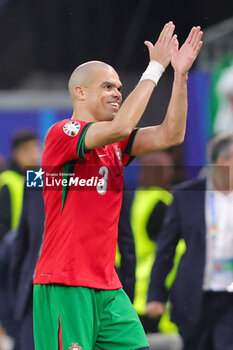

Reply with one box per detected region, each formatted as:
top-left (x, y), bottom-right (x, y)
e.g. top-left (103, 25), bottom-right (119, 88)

top-left (0, 155), bottom-right (6, 174)
top-left (0, 229), bottom-right (20, 350)
top-left (0, 129), bottom-right (40, 349)
top-left (131, 151), bottom-right (184, 350)
top-left (9, 184), bottom-right (135, 350)
top-left (131, 151), bottom-right (173, 328)
top-left (146, 133), bottom-right (233, 350)
top-left (9, 186), bottom-right (45, 350)
top-left (0, 129), bottom-right (40, 242)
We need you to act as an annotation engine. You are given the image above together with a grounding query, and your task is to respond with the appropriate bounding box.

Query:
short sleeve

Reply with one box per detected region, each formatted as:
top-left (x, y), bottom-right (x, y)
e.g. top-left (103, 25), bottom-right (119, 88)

top-left (42, 119), bottom-right (93, 167)
top-left (119, 129), bottom-right (139, 166)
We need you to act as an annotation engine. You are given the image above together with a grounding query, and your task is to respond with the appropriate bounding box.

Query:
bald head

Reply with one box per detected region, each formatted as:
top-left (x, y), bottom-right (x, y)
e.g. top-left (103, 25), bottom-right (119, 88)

top-left (68, 61), bottom-right (115, 101)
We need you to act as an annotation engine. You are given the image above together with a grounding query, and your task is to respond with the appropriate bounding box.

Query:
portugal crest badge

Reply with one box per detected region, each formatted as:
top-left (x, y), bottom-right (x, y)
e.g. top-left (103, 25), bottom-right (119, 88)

top-left (69, 343), bottom-right (82, 350)
top-left (114, 145), bottom-right (123, 166)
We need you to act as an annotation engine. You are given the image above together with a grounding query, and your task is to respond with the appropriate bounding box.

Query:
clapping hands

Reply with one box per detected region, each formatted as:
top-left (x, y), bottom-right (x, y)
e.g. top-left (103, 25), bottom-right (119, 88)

top-left (144, 22), bottom-right (203, 74)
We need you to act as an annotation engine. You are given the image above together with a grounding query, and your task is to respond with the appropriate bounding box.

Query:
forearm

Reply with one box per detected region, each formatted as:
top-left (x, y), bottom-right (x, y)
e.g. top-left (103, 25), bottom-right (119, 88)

top-left (85, 80), bottom-right (156, 150)
top-left (162, 25), bottom-right (203, 144)
top-left (162, 71), bottom-right (188, 145)
top-left (113, 80), bottom-right (155, 133)
top-left (131, 71), bottom-right (188, 155)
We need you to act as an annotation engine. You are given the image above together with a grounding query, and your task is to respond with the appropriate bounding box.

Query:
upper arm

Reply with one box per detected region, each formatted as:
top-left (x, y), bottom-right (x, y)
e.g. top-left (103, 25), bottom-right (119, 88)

top-left (130, 125), bottom-right (175, 155)
top-left (155, 194), bottom-right (181, 257)
top-left (147, 193), bottom-right (181, 301)
top-left (146, 200), bottom-right (169, 241)
top-left (152, 193), bottom-right (182, 277)
top-left (84, 119), bottom-right (131, 151)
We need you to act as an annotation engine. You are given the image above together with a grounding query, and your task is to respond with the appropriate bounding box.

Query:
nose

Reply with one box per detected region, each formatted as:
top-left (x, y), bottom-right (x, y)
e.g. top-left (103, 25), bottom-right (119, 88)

top-left (113, 88), bottom-right (122, 100)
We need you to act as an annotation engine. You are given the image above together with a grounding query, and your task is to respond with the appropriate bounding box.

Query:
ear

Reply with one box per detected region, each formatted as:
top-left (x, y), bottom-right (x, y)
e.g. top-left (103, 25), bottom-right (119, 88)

top-left (74, 86), bottom-right (86, 101)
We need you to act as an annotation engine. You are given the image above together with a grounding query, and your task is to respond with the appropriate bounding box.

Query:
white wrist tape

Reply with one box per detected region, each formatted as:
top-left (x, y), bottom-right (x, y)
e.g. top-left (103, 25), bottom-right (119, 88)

top-left (140, 60), bottom-right (165, 85)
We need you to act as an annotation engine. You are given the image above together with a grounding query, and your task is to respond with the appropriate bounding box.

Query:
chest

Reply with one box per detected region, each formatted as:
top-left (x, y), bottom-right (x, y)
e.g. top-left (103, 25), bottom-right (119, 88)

top-left (72, 145), bottom-right (124, 194)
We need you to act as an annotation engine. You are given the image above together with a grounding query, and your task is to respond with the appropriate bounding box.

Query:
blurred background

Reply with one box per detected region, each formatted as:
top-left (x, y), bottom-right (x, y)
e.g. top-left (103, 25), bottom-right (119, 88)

top-left (0, 0), bottom-right (232, 181)
top-left (0, 2), bottom-right (233, 349)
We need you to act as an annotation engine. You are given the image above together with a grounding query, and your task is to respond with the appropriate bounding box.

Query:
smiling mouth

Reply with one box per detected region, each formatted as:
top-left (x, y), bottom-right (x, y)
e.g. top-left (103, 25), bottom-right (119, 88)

top-left (108, 102), bottom-right (120, 109)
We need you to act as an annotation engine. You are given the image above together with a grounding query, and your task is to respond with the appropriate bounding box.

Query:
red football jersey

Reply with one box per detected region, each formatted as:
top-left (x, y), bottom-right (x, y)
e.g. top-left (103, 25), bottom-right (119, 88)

top-left (33, 119), bottom-right (137, 289)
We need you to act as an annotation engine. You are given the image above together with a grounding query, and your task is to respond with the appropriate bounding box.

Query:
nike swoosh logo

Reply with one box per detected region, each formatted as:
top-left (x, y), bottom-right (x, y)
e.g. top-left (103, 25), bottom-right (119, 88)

top-left (99, 154), bottom-right (107, 157)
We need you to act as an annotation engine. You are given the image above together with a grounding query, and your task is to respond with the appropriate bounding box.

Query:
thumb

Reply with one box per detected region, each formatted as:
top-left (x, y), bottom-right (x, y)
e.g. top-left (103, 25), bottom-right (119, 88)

top-left (170, 35), bottom-right (179, 55)
top-left (144, 40), bottom-right (154, 52)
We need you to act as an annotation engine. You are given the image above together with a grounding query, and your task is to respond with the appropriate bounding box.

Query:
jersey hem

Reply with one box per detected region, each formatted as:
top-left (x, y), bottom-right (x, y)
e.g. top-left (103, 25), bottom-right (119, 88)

top-left (33, 280), bottom-right (123, 290)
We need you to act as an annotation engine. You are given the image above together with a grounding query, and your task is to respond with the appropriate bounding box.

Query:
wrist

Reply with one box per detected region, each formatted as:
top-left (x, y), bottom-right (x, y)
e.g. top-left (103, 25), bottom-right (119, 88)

top-left (174, 70), bottom-right (188, 82)
top-left (174, 71), bottom-right (188, 85)
top-left (140, 60), bottom-right (165, 86)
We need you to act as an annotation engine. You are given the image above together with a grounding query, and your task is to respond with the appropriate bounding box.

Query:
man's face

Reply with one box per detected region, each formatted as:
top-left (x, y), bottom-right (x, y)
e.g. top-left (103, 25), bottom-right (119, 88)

top-left (215, 144), bottom-right (233, 191)
top-left (84, 67), bottom-right (122, 122)
top-left (14, 139), bottom-right (41, 169)
top-left (222, 147), bottom-right (233, 190)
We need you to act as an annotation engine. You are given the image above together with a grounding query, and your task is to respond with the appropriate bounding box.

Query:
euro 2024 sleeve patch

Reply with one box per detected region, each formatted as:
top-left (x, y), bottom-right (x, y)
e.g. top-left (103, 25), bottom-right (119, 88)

top-left (63, 121), bottom-right (81, 137)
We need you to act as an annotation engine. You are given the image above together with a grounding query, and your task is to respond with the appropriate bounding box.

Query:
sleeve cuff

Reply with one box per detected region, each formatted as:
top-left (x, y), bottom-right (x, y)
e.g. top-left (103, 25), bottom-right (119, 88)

top-left (76, 122), bottom-right (94, 159)
top-left (124, 128), bottom-right (139, 155)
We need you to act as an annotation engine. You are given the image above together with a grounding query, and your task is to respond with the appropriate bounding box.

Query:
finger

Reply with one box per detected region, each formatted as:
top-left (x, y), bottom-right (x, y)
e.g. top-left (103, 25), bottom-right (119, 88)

top-left (193, 30), bottom-right (203, 50)
top-left (190, 26), bottom-right (201, 47)
top-left (158, 21), bottom-right (173, 42)
top-left (157, 22), bottom-right (169, 42)
top-left (194, 40), bottom-right (203, 57)
top-left (160, 22), bottom-right (174, 44)
top-left (185, 26), bottom-right (196, 44)
top-left (163, 23), bottom-right (175, 46)
top-left (170, 34), bottom-right (179, 55)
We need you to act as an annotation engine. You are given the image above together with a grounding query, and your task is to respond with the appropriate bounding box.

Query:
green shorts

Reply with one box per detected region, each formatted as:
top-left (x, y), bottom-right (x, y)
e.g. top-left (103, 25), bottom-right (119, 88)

top-left (33, 284), bottom-right (149, 350)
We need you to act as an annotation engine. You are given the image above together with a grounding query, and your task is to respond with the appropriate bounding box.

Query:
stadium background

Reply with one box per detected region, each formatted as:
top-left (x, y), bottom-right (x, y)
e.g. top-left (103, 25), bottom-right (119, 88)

top-left (0, 0), bottom-right (232, 183)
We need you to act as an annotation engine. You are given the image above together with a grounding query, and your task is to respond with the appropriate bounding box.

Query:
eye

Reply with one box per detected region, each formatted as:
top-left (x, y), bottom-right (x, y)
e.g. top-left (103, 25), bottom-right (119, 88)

top-left (106, 84), bottom-right (111, 90)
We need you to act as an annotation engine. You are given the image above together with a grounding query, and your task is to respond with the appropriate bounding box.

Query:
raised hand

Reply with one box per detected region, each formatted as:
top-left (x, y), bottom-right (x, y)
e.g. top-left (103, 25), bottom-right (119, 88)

top-left (171, 26), bottom-right (203, 74)
top-left (144, 21), bottom-right (177, 70)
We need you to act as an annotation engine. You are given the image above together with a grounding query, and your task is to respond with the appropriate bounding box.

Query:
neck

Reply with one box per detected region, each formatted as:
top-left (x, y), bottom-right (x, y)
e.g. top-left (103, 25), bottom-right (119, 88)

top-left (71, 108), bottom-right (96, 123)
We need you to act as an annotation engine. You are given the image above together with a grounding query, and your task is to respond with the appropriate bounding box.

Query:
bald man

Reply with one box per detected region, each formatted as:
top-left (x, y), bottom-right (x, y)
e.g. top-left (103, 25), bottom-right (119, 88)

top-left (33, 22), bottom-right (203, 350)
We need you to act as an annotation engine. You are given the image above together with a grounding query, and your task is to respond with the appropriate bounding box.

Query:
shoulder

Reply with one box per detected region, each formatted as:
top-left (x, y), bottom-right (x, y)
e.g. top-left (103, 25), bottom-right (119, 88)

top-left (47, 119), bottom-right (82, 135)
top-left (45, 119), bottom-right (92, 143)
